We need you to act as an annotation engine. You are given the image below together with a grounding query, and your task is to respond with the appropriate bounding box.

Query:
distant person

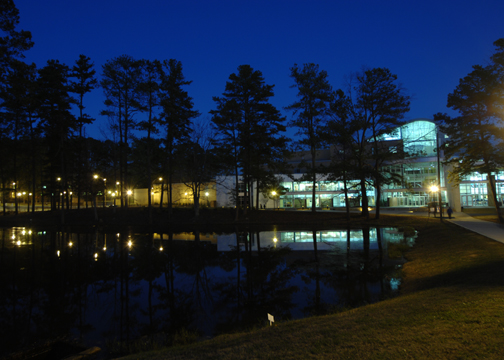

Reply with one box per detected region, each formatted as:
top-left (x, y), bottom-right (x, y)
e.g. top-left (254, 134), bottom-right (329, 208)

top-left (447, 206), bottom-right (453, 219)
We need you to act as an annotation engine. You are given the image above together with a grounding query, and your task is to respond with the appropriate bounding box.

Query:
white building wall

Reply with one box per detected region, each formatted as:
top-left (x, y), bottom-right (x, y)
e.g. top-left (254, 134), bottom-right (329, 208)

top-left (215, 176), bottom-right (238, 208)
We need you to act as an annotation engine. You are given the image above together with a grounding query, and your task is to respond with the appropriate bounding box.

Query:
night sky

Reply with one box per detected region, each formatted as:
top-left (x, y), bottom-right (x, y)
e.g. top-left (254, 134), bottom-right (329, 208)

top-left (14, 0), bottom-right (504, 139)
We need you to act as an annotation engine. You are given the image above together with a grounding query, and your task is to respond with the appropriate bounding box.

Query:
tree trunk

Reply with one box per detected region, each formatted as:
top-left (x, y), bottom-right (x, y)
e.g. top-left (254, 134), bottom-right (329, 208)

top-left (159, 183), bottom-right (164, 209)
top-left (234, 168), bottom-right (240, 222)
top-left (343, 172), bottom-right (350, 221)
top-left (375, 178), bottom-right (381, 219)
top-left (194, 194), bottom-right (200, 217)
top-left (488, 174), bottom-right (504, 223)
top-left (311, 148), bottom-right (317, 213)
top-left (360, 178), bottom-right (369, 219)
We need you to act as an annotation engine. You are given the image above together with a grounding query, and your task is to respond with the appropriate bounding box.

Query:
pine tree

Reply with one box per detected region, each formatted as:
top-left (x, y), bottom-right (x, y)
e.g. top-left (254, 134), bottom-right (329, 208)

top-left (37, 60), bottom-right (77, 222)
top-left (158, 59), bottom-right (199, 215)
top-left (101, 55), bottom-right (143, 208)
top-left (137, 59), bottom-right (161, 220)
top-left (211, 65), bottom-right (287, 219)
top-left (286, 63), bottom-right (333, 213)
top-left (435, 39), bottom-right (504, 222)
top-left (349, 68), bottom-right (410, 219)
top-left (70, 54), bottom-right (97, 209)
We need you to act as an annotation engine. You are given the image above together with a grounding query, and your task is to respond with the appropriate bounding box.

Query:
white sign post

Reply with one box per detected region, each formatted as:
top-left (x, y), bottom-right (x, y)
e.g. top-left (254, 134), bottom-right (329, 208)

top-left (268, 313), bottom-right (274, 326)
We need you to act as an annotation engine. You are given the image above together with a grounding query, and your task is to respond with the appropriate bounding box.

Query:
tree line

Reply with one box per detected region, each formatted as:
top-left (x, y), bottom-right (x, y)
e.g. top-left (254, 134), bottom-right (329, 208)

top-left (1, 1), bottom-right (504, 222)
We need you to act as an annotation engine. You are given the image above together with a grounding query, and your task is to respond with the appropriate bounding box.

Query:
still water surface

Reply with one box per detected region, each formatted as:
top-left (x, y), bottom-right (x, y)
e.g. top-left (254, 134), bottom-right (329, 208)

top-left (0, 226), bottom-right (415, 357)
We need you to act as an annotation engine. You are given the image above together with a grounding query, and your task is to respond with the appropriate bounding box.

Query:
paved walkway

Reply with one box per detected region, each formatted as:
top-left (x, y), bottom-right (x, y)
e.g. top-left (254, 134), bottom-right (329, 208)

top-left (444, 212), bottom-right (504, 244)
top-left (377, 208), bottom-right (504, 245)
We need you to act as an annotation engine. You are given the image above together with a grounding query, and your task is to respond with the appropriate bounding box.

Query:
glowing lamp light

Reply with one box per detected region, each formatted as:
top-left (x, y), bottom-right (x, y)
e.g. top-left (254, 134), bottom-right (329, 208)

top-left (127, 190), bottom-right (132, 196)
top-left (271, 191), bottom-right (277, 196)
top-left (128, 240), bottom-right (132, 248)
top-left (159, 246), bottom-right (163, 251)
top-left (430, 185), bottom-right (439, 192)
top-left (57, 250), bottom-right (61, 257)
top-left (273, 237), bottom-right (278, 243)
top-left (205, 192), bottom-right (209, 196)
top-left (16, 240), bottom-right (21, 246)
top-left (68, 242), bottom-right (73, 247)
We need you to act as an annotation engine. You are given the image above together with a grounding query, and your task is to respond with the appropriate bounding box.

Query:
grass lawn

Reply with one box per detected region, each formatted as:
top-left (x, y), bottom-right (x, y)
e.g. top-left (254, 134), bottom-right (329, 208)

top-left (118, 214), bottom-right (504, 360)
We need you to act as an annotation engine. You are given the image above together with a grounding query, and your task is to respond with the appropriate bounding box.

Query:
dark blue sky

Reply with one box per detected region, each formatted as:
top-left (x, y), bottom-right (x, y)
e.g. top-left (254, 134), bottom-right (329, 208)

top-left (15, 0), bottom-right (504, 139)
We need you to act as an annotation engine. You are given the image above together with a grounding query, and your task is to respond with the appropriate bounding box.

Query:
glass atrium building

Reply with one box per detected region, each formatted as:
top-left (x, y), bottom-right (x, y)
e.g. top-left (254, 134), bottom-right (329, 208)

top-left (216, 119), bottom-right (504, 211)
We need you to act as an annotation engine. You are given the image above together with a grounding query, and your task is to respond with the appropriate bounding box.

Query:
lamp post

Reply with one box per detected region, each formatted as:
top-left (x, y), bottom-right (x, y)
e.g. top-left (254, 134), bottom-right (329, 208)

top-left (436, 127), bottom-right (443, 220)
top-left (54, 177), bottom-right (62, 209)
top-left (12, 182), bottom-right (17, 214)
top-left (127, 190), bottom-right (133, 206)
top-left (103, 178), bottom-right (106, 208)
top-left (158, 178), bottom-right (164, 208)
top-left (115, 181), bottom-right (120, 207)
top-left (429, 185), bottom-right (438, 202)
top-left (271, 190), bottom-right (277, 209)
top-left (92, 174), bottom-right (99, 219)
top-left (430, 185), bottom-right (439, 216)
top-left (17, 192), bottom-right (22, 213)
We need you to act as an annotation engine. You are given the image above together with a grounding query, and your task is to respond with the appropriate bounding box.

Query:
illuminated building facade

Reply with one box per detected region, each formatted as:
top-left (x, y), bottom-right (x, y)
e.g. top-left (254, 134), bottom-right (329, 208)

top-left (215, 119), bottom-right (504, 211)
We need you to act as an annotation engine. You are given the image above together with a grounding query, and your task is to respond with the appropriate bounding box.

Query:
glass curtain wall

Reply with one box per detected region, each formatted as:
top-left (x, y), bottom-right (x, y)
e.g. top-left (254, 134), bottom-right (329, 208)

top-left (459, 171), bottom-right (504, 207)
top-left (279, 180), bottom-right (371, 208)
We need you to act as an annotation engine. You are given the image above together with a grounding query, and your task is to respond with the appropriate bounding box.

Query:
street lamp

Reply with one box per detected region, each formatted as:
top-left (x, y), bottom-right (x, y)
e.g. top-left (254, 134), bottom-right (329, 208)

top-left (103, 178), bottom-right (107, 208)
top-left (430, 185), bottom-right (438, 200)
top-left (435, 126), bottom-right (443, 219)
top-left (430, 185), bottom-right (440, 217)
top-left (127, 190), bottom-right (133, 206)
top-left (271, 190), bottom-right (277, 209)
top-left (56, 177), bottom-right (61, 209)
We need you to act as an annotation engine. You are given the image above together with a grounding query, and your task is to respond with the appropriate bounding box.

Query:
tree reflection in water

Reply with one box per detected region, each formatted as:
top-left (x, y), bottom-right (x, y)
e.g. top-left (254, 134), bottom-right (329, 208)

top-left (0, 226), bottom-right (415, 357)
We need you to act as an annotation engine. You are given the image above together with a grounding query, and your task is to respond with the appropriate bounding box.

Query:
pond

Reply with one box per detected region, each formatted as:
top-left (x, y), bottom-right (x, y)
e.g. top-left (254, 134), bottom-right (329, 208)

top-left (0, 226), bottom-right (416, 358)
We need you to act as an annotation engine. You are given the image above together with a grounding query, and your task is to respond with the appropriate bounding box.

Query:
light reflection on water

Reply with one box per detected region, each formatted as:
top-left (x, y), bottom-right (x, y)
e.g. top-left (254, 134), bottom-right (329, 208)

top-left (0, 226), bottom-right (416, 357)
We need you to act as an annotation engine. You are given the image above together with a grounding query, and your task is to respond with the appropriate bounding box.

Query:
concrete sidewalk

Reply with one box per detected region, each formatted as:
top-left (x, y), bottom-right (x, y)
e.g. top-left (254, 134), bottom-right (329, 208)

top-left (444, 212), bottom-right (504, 245)
top-left (377, 208), bottom-right (504, 245)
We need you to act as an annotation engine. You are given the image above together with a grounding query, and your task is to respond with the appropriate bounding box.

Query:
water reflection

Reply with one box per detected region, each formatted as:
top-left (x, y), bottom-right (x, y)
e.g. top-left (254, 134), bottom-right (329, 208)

top-left (0, 226), bottom-right (415, 357)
